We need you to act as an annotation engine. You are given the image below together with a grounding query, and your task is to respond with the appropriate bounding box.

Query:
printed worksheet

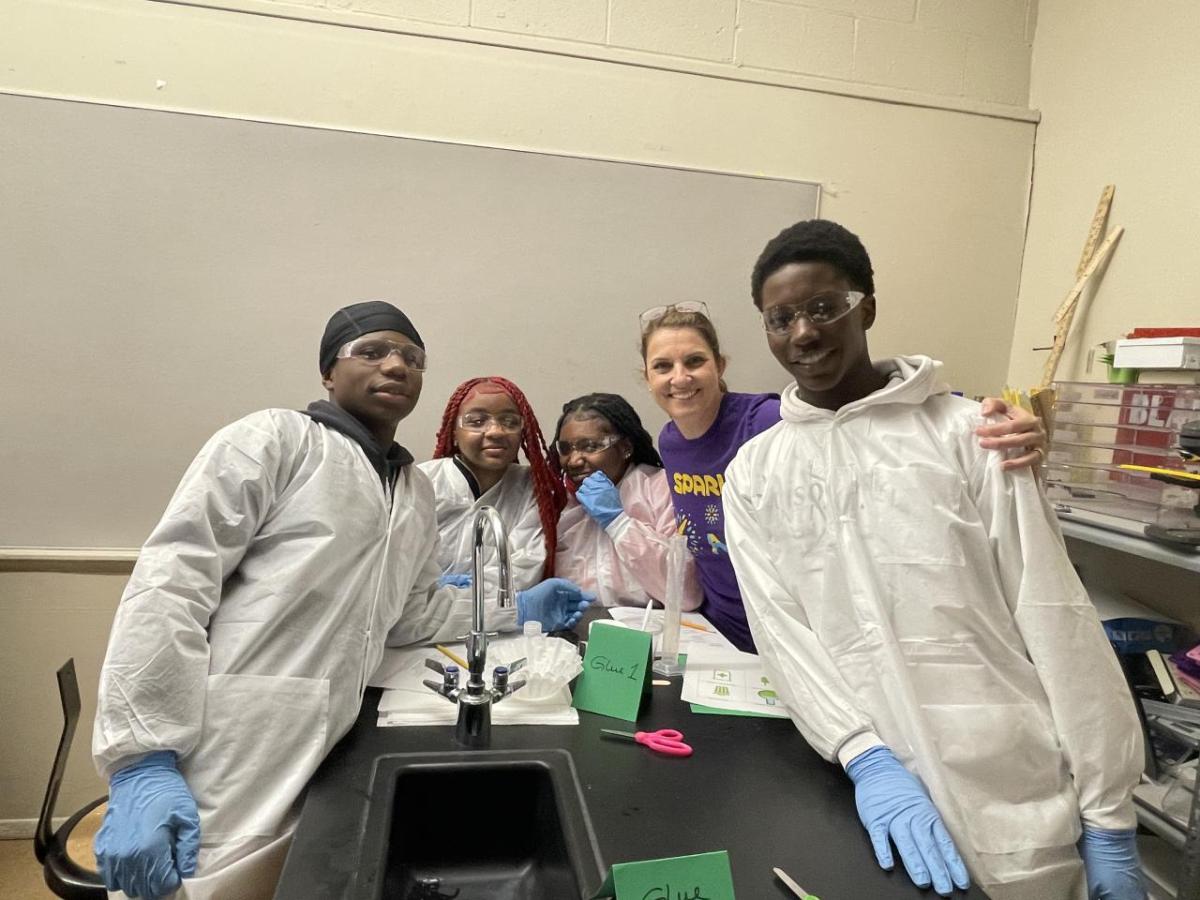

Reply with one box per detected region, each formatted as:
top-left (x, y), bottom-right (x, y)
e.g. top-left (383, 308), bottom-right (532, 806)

top-left (680, 646), bottom-right (791, 718)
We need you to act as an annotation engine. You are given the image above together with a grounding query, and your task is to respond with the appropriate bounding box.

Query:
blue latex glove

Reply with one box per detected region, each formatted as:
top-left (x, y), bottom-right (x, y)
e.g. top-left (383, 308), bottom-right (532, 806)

top-left (846, 746), bottom-right (970, 896)
top-left (95, 751), bottom-right (201, 899)
top-left (1078, 827), bottom-right (1146, 899)
top-left (438, 572), bottom-right (472, 588)
top-left (577, 471), bottom-right (624, 530)
top-left (517, 577), bottom-right (596, 631)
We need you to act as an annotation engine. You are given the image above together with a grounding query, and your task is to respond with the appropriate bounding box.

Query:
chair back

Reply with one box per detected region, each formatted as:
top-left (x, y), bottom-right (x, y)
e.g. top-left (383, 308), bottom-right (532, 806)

top-left (35, 659), bottom-right (83, 863)
top-left (36, 658), bottom-right (107, 899)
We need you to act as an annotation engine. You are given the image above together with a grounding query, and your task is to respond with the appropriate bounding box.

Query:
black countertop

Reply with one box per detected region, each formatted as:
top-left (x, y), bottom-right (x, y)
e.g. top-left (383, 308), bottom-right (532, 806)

top-left (276, 663), bottom-right (987, 899)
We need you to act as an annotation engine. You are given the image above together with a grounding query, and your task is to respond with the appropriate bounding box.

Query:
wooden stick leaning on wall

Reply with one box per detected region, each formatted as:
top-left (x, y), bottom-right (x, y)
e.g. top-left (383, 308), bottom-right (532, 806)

top-left (1030, 185), bottom-right (1120, 433)
top-left (1074, 185), bottom-right (1115, 281)
top-left (1039, 225), bottom-right (1124, 390)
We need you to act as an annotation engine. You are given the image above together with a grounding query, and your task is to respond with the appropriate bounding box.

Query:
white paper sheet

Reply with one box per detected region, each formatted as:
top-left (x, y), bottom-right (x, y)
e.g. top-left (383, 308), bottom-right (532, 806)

top-left (600, 608), bottom-right (737, 655)
top-left (370, 637), bottom-right (579, 727)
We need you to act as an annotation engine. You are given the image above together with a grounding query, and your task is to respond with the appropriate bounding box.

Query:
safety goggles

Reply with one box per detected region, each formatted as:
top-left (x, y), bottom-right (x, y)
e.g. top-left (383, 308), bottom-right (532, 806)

top-left (555, 433), bottom-right (624, 457)
top-left (761, 291), bottom-right (866, 335)
top-left (638, 301), bottom-right (710, 333)
top-left (336, 337), bottom-right (428, 372)
top-left (457, 412), bottom-right (524, 434)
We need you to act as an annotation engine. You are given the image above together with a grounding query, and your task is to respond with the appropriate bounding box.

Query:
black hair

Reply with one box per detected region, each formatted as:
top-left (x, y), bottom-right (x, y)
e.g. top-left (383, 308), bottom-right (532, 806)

top-left (750, 219), bottom-right (875, 308)
top-left (553, 393), bottom-right (663, 469)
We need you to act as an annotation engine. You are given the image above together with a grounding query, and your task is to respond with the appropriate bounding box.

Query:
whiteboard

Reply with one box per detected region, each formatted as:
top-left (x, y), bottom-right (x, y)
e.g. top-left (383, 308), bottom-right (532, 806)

top-left (0, 93), bottom-right (819, 550)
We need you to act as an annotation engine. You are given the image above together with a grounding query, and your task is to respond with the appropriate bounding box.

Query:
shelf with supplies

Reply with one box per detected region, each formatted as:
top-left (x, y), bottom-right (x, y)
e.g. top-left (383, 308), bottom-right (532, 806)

top-left (1134, 779), bottom-right (1187, 849)
top-left (1055, 501), bottom-right (1200, 898)
top-left (1057, 514), bottom-right (1200, 574)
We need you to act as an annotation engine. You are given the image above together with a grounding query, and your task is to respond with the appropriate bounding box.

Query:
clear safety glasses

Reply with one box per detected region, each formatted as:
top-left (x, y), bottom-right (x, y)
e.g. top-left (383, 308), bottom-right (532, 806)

top-left (337, 337), bottom-right (428, 372)
top-left (555, 433), bottom-right (624, 458)
top-left (457, 412), bottom-right (524, 434)
top-left (638, 301), bottom-right (710, 333)
top-left (761, 290), bottom-right (866, 335)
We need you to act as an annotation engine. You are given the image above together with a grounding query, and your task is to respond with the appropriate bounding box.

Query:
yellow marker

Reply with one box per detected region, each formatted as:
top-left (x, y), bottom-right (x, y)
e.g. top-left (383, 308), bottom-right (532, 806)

top-left (1118, 464), bottom-right (1200, 483)
top-left (434, 644), bottom-right (469, 669)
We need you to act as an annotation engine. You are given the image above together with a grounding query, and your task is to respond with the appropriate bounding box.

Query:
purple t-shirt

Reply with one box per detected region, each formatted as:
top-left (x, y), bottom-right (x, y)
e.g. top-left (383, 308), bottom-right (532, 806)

top-left (658, 392), bottom-right (781, 652)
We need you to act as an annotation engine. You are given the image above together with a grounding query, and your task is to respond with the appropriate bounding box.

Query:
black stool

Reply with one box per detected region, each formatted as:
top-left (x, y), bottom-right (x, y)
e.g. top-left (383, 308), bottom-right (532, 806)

top-left (35, 658), bottom-right (107, 899)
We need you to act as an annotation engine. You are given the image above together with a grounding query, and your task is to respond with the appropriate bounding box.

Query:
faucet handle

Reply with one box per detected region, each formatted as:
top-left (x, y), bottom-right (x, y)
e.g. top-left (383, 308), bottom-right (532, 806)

top-left (422, 663), bottom-right (461, 702)
top-left (491, 666), bottom-right (527, 700)
top-left (499, 677), bottom-right (526, 700)
top-left (424, 658), bottom-right (447, 676)
top-left (502, 657), bottom-right (528, 675)
top-left (492, 665), bottom-right (511, 693)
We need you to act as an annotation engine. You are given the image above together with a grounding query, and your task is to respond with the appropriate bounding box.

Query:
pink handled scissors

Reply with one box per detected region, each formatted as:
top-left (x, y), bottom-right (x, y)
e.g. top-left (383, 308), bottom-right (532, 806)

top-left (600, 728), bottom-right (693, 758)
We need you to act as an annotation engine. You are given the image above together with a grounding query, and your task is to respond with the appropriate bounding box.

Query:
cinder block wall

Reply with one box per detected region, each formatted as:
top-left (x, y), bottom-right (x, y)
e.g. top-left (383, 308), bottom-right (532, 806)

top-left (205, 0), bottom-right (1037, 109)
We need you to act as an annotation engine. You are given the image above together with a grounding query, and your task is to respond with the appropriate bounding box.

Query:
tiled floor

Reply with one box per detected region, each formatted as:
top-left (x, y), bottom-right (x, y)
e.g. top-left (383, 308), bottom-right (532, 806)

top-left (0, 839), bottom-right (58, 899)
top-left (0, 807), bottom-right (102, 899)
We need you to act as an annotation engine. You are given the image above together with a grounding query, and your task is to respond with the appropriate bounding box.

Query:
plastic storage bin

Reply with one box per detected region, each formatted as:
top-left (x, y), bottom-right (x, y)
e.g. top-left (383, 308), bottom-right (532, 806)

top-left (1047, 382), bottom-right (1200, 525)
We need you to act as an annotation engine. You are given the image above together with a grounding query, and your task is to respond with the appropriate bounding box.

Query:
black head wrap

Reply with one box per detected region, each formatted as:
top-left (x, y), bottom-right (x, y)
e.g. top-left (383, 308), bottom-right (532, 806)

top-left (318, 300), bottom-right (425, 375)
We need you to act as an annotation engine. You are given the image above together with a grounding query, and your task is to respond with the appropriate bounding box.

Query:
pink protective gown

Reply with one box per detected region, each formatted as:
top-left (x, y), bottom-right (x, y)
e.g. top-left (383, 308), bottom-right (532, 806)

top-left (556, 463), bottom-right (702, 610)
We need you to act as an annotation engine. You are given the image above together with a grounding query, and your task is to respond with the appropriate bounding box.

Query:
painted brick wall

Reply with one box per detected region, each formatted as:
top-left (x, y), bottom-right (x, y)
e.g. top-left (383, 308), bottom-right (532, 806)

top-left (244, 0), bottom-right (1037, 109)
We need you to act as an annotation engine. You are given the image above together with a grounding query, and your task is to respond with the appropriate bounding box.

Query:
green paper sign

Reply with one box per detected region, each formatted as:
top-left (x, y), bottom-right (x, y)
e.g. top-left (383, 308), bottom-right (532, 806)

top-left (591, 850), bottom-right (736, 899)
top-left (572, 622), bottom-right (652, 721)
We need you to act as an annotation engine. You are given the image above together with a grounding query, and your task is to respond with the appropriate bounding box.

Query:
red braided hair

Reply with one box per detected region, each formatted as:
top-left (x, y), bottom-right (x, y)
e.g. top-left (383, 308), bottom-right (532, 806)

top-left (432, 377), bottom-right (565, 579)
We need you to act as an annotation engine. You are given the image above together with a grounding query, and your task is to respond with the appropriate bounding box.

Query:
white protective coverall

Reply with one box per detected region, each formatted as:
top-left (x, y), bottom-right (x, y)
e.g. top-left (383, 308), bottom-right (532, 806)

top-left (723, 356), bottom-right (1143, 900)
top-left (417, 457), bottom-right (548, 593)
top-left (94, 410), bottom-right (514, 900)
top-left (555, 463), bottom-right (702, 609)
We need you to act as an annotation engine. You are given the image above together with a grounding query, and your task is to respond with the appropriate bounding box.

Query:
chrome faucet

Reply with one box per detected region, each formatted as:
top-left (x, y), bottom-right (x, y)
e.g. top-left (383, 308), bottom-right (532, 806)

top-left (422, 506), bottom-right (525, 747)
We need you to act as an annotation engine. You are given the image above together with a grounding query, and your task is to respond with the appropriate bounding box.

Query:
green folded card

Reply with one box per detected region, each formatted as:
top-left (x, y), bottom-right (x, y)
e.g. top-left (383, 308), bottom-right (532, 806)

top-left (572, 622), bottom-right (652, 722)
top-left (591, 849), bottom-right (736, 899)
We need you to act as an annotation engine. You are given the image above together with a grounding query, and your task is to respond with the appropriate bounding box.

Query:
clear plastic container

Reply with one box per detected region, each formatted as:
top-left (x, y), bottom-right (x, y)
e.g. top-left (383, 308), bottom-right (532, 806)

top-left (1047, 382), bottom-right (1200, 524)
top-left (1052, 381), bottom-right (1200, 430)
top-left (523, 620), bottom-right (543, 671)
top-left (652, 534), bottom-right (688, 677)
top-left (1163, 763), bottom-right (1197, 826)
top-left (1045, 464), bottom-right (1164, 524)
top-left (1049, 421), bottom-right (1179, 462)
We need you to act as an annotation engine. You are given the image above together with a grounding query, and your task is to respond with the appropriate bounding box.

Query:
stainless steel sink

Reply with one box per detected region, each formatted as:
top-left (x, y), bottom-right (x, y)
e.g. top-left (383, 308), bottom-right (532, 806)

top-left (354, 749), bottom-right (605, 900)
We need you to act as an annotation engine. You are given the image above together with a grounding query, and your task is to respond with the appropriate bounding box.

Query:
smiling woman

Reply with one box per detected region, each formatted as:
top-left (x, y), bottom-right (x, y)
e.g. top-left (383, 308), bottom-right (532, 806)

top-left (639, 307), bottom-right (781, 652)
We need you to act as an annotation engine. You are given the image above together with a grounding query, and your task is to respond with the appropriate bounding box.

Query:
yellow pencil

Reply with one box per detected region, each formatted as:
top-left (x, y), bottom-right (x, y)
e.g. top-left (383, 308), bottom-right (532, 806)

top-left (681, 620), bottom-right (713, 633)
top-left (434, 644), bottom-right (469, 669)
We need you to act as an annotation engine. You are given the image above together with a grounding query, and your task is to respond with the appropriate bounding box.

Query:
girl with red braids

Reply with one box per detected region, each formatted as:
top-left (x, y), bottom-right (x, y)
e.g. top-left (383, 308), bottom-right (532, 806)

top-left (418, 377), bottom-right (592, 625)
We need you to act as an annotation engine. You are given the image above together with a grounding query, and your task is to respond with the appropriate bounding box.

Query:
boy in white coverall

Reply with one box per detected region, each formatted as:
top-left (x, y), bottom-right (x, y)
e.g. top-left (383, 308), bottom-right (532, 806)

top-left (723, 221), bottom-right (1145, 900)
top-left (92, 301), bottom-right (592, 900)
